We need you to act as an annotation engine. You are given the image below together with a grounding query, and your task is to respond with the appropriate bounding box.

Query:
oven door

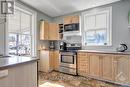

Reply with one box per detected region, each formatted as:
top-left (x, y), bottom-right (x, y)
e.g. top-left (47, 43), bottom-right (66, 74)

top-left (60, 52), bottom-right (76, 68)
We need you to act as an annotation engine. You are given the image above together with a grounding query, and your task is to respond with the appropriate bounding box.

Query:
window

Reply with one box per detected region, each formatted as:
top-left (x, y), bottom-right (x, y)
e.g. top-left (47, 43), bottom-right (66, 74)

top-left (8, 5), bottom-right (36, 57)
top-left (83, 7), bottom-right (112, 46)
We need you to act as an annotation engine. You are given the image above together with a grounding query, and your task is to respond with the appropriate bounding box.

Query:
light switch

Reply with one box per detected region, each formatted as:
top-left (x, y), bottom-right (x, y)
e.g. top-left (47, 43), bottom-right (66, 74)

top-left (0, 70), bottom-right (8, 78)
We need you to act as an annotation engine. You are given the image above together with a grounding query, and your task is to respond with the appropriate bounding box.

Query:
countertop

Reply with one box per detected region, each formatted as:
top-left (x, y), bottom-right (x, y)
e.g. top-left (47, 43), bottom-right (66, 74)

top-left (0, 56), bottom-right (39, 69)
top-left (78, 50), bottom-right (130, 55)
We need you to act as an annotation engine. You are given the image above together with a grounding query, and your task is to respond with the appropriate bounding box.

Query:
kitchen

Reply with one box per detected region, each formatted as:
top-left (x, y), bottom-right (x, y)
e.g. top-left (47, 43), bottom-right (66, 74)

top-left (0, 0), bottom-right (130, 87)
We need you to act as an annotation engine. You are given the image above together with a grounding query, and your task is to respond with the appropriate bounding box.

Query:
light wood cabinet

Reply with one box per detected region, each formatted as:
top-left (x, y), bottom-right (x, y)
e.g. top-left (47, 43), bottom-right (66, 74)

top-left (49, 51), bottom-right (60, 71)
top-left (49, 23), bottom-right (59, 40)
top-left (49, 51), bottom-right (54, 71)
top-left (0, 62), bottom-right (37, 87)
top-left (113, 55), bottom-right (130, 84)
top-left (40, 21), bottom-right (49, 40)
top-left (39, 50), bottom-right (59, 72)
top-left (89, 53), bottom-right (101, 77)
top-left (77, 52), bottom-right (89, 76)
top-left (101, 54), bottom-right (114, 81)
top-left (40, 21), bottom-right (59, 40)
top-left (39, 50), bottom-right (50, 72)
top-left (63, 16), bottom-right (79, 24)
top-left (77, 52), bottom-right (130, 85)
top-left (53, 51), bottom-right (60, 71)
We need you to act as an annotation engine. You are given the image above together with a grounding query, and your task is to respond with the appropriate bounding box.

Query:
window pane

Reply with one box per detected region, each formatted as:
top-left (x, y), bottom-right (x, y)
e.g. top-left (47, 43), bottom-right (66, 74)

top-left (85, 30), bottom-right (107, 45)
top-left (20, 35), bottom-right (31, 56)
top-left (85, 31), bottom-right (96, 45)
top-left (9, 34), bottom-right (31, 56)
top-left (21, 12), bottom-right (31, 35)
top-left (8, 10), bottom-right (21, 33)
top-left (9, 33), bottom-right (18, 55)
top-left (8, 9), bottom-right (32, 56)
top-left (95, 30), bottom-right (107, 45)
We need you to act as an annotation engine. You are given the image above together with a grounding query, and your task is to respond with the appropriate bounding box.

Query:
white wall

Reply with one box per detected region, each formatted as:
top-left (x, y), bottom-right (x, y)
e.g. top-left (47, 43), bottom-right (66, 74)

top-left (53, 0), bottom-right (130, 51)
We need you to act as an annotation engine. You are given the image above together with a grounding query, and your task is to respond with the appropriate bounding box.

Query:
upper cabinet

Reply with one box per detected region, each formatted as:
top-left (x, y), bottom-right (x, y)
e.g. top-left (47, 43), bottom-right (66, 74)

top-left (49, 23), bottom-right (59, 40)
top-left (63, 16), bottom-right (79, 24)
top-left (40, 21), bottom-right (49, 40)
top-left (40, 21), bottom-right (59, 40)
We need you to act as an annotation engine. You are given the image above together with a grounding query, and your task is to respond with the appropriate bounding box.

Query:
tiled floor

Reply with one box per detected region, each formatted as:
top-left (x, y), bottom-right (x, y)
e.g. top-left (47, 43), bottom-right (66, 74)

top-left (39, 71), bottom-right (122, 87)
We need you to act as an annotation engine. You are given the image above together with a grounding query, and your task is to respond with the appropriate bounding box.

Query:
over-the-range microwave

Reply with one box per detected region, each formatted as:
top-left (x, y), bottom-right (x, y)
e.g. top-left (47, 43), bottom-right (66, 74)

top-left (64, 23), bottom-right (79, 32)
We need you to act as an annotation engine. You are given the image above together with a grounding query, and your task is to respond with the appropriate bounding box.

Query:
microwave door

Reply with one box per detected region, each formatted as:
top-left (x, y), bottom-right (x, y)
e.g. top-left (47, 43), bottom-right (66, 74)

top-left (64, 23), bottom-right (79, 32)
top-left (64, 25), bottom-right (73, 31)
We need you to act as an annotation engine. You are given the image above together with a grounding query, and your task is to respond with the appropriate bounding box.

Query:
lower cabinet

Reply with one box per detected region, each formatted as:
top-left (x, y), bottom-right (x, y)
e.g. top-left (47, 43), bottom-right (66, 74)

top-left (53, 51), bottom-right (60, 71)
top-left (77, 52), bottom-right (89, 76)
top-left (113, 55), bottom-right (130, 84)
top-left (0, 62), bottom-right (37, 87)
top-left (77, 52), bottom-right (130, 85)
top-left (101, 54), bottom-right (114, 81)
top-left (39, 50), bottom-right (59, 72)
top-left (89, 53), bottom-right (101, 77)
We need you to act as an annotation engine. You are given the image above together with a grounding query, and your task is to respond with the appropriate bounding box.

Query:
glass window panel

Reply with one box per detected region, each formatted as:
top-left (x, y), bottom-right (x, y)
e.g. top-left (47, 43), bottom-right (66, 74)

top-left (18, 35), bottom-right (31, 56)
top-left (95, 30), bottom-right (107, 45)
top-left (85, 30), bottom-right (107, 45)
top-left (9, 33), bottom-right (18, 55)
top-left (85, 31), bottom-right (96, 45)
top-left (21, 12), bottom-right (31, 35)
top-left (8, 10), bottom-right (21, 33)
top-left (8, 8), bottom-right (32, 56)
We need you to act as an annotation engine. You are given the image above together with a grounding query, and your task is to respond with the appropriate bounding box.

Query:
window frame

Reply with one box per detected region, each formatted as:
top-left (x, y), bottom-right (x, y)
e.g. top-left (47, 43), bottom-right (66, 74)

top-left (82, 6), bottom-right (112, 47)
top-left (5, 2), bottom-right (37, 57)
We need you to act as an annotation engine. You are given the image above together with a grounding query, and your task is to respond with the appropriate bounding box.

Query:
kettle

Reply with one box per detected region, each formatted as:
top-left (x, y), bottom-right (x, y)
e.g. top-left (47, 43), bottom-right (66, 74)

top-left (116, 44), bottom-right (128, 52)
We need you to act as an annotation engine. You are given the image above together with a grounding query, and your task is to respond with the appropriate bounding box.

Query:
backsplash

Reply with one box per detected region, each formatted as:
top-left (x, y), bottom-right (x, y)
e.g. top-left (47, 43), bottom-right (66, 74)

top-left (64, 35), bottom-right (82, 44)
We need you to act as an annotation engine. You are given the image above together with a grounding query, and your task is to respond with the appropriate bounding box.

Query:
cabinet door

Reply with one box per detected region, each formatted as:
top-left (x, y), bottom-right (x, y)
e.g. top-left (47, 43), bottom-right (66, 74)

top-left (49, 51), bottom-right (54, 71)
top-left (53, 51), bottom-right (60, 71)
top-left (101, 54), bottom-right (114, 80)
top-left (72, 16), bottom-right (79, 23)
top-left (113, 55), bottom-right (130, 84)
top-left (39, 51), bottom-right (50, 72)
top-left (49, 23), bottom-right (59, 40)
top-left (77, 52), bottom-right (89, 76)
top-left (89, 53), bottom-right (101, 77)
top-left (63, 16), bottom-right (72, 24)
top-left (40, 21), bottom-right (49, 40)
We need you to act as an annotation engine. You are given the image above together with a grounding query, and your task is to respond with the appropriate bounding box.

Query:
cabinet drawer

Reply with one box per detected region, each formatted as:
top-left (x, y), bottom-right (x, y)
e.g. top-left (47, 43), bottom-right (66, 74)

top-left (78, 53), bottom-right (87, 56)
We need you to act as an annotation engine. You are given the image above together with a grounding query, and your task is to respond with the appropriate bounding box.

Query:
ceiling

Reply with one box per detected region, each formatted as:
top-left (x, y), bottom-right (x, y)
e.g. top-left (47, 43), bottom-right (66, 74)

top-left (19, 0), bottom-right (121, 17)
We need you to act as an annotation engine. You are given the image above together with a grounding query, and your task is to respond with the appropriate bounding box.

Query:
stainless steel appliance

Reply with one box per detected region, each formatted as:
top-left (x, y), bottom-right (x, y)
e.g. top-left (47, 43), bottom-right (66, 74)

top-left (64, 23), bottom-right (79, 32)
top-left (60, 42), bottom-right (67, 51)
top-left (59, 51), bottom-right (77, 75)
top-left (59, 43), bottom-right (81, 75)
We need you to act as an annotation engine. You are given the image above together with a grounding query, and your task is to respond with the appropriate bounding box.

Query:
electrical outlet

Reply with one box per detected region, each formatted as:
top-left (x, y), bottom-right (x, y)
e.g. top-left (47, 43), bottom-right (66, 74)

top-left (0, 70), bottom-right (8, 78)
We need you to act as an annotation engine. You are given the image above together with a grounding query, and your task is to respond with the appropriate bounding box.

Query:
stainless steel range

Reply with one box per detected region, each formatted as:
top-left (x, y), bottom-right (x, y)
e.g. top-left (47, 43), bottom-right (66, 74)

top-left (59, 43), bottom-right (81, 75)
